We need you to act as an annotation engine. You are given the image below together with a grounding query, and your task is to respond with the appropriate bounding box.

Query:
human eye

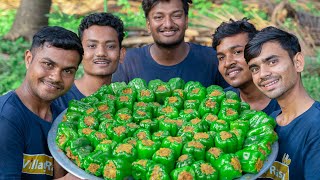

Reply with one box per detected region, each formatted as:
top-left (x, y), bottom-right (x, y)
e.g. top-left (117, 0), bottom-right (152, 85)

top-left (153, 15), bottom-right (163, 21)
top-left (42, 61), bottom-right (54, 69)
top-left (62, 69), bottom-right (75, 77)
top-left (172, 13), bottom-right (183, 19)
top-left (249, 66), bottom-right (259, 74)
top-left (87, 44), bottom-right (96, 48)
top-left (234, 50), bottom-right (243, 55)
top-left (267, 59), bottom-right (278, 66)
top-left (107, 44), bottom-right (116, 49)
top-left (217, 55), bottom-right (225, 61)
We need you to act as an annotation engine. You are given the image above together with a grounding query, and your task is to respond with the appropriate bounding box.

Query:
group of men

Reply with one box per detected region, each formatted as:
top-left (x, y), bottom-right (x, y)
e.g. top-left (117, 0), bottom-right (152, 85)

top-left (0, 0), bottom-right (319, 179)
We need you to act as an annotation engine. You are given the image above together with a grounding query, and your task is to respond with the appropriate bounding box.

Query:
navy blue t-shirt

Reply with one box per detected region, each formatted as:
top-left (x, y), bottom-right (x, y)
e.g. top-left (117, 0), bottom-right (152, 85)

top-left (0, 91), bottom-right (63, 180)
top-left (54, 83), bottom-right (85, 110)
top-left (224, 86), bottom-right (280, 115)
top-left (261, 101), bottom-right (320, 180)
top-left (112, 43), bottom-right (229, 88)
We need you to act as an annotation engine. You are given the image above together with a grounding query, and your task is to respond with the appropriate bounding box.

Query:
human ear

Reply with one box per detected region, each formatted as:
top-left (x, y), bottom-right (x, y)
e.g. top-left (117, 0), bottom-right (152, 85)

top-left (24, 50), bottom-right (33, 70)
top-left (119, 47), bottom-right (126, 64)
top-left (293, 52), bottom-right (304, 73)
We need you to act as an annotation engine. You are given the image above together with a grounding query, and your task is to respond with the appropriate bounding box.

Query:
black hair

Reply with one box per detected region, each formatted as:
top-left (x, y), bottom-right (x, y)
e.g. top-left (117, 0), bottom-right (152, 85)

top-left (244, 26), bottom-right (301, 63)
top-left (142, 0), bottom-right (193, 18)
top-left (212, 18), bottom-right (258, 50)
top-left (30, 26), bottom-right (83, 62)
top-left (78, 12), bottom-right (125, 47)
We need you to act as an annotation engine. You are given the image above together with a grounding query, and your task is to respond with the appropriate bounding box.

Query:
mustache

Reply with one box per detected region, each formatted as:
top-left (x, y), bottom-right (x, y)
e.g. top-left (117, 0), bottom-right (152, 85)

top-left (42, 79), bottom-right (63, 89)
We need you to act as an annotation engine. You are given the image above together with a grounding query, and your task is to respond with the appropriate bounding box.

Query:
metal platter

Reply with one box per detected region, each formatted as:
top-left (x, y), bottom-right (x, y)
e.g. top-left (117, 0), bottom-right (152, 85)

top-left (48, 109), bottom-right (278, 180)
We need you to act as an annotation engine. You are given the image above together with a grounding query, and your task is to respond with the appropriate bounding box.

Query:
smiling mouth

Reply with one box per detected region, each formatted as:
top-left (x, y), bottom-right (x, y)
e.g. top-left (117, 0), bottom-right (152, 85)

top-left (261, 79), bottom-right (279, 88)
top-left (42, 80), bottom-right (61, 90)
top-left (93, 59), bottom-right (111, 65)
top-left (160, 30), bottom-right (178, 36)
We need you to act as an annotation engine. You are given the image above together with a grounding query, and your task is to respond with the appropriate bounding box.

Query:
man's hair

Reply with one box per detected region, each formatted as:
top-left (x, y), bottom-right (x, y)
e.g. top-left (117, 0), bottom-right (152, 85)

top-left (212, 18), bottom-right (258, 50)
top-left (78, 12), bottom-right (125, 47)
top-left (30, 26), bottom-right (83, 61)
top-left (244, 26), bottom-right (301, 63)
top-left (142, 0), bottom-right (193, 18)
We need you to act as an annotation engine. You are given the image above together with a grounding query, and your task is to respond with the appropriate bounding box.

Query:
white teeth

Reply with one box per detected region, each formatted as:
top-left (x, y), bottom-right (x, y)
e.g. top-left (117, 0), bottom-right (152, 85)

top-left (228, 70), bottom-right (239, 76)
top-left (264, 80), bottom-right (278, 87)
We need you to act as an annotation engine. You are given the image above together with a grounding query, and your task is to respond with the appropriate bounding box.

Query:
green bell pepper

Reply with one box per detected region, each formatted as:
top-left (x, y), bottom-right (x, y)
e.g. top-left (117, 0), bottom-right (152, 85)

top-left (186, 86), bottom-right (207, 102)
top-left (193, 132), bottom-right (214, 150)
top-left (230, 128), bottom-right (245, 151)
top-left (87, 131), bottom-right (108, 148)
top-left (213, 154), bottom-right (242, 180)
top-left (184, 99), bottom-right (200, 110)
top-left (210, 119), bottom-right (230, 133)
top-left (146, 163), bottom-right (170, 180)
top-left (95, 139), bottom-right (117, 154)
top-left (132, 159), bottom-right (154, 180)
top-left (98, 94), bottom-right (116, 103)
top-left (198, 97), bottom-right (220, 117)
top-left (182, 141), bottom-right (206, 161)
top-left (115, 110), bottom-right (133, 125)
top-left (225, 90), bottom-right (241, 101)
top-left (78, 128), bottom-right (95, 138)
top-left (128, 77), bottom-right (147, 91)
top-left (172, 89), bottom-right (186, 100)
top-left (67, 99), bottom-right (91, 114)
top-left (65, 137), bottom-right (93, 167)
top-left (148, 79), bottom-right (165, 91)
top-left (175, 154), bottom-right (195, 168)
top-left (214, 131), bottom-right (238, 153)
top-left (221, 98), bottom-right (241, 112)
top-left (94, 100), bottom-right (115, 115)
top-left (126, 122), bottom-right (140, 137)
top-left (218, 107), bottom-right (239, 122)
top-left (190, 117), bottom-right (208, 132)
top-left (133, 101), bottom-right (153, 113)
top-left (168, 77), bottom-right (185, 91)
top-left (137, 89), bottom-right (155, 103)
top-left (184, 81), bottom-right (203, 93)
top-left (177, 124), bottom-right (200, 141)
top-left (205, 147), bottom-right (225, 166)
top-left (230, 120), bottom-right (250, 135)
top-left (240, 101), bottom-right (251, 111)
top-left (113, 143), bottom-right (137, 163)
top-left (159, 118), bottom-right (179, 136)
top-left (137, 139), bottom-right (161, 159)
top-left (103, 158), bottom-right (131, 180)
top-left (83, 150), bottom-right (109, 176)
top-left (206, 87), bottom-right (226, 104)
top-left (78, 114), bottom-right (100, 130)
top-left (133, 109), bottom-right (152, 123)
top-left (106, 125), bottom-right (128, 143)
top-left (191, 160), bottom-right (218, 180)
top-left (249, 111), bottom-right (276, 129)
top-left (62, 111), bottom-right (81, 122)
top-left (245, 139), bottom-right (272, 157)
top-left (151, 130), bottom-right (171, 142)
top-left (140, 119), bottom-right (158, 133)
top-left (149, 102), bottom-right (161, 116)
top-left (152, 148), bottom-right (176, 173)
top-left (115, 95), bottom-right (134, 111)
top-left (118, 86), bottom-right (137, 101)
top-left (56, 122), bottom-right (79, 150)
top-left (179, 108), bottom-right (200, 122)
top-left (239, 109), bottom-right (257, 120)
top-left (161, 136), bottom-right (185, 159)
top-left (164, 96), bottom-right (183, 111)
top-left (157, 105), bottom-right (179, 119)
top-left (98, 120), bottom-right (115, 134)
top-left (170, 166), bottom-right (196, 180)
top-left (110, 81), bottom-right (127, 95)
top-left (133, 128), bottom-right (152, 140)
top-left (202, 113), bottom-right (218, 127)
top-left (98, 112), bottom-right (114, 123)
top-left (154, 83), bottom-right (172, 104)
top-left (236, 149), bottom-right (265, 174)
top-left (81, 95), bottom-right (99, 105)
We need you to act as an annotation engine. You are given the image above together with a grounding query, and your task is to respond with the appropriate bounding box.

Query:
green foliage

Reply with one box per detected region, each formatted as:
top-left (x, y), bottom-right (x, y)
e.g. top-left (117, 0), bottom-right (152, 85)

top-left (47, 5), bottom-right (83, 33)
top-left (302, 49), bottom-right (320, 101)
top-left (114, 0), bottom-right (145, 28)
top-left (0, 9), bottom-right (16, 36)
top-left (0, 37), bottom-right (29, 94)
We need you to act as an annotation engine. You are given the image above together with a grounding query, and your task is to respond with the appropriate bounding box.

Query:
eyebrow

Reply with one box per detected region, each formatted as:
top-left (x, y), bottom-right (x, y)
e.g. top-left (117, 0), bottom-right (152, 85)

top-left (42, 57), bottom-right (78, 70)
top-left (86, 39), bottom-right (117, 43)
top-left (262, 55), bottom-right (279, 63)
top-left (217, 45), bottom-right (243, 56)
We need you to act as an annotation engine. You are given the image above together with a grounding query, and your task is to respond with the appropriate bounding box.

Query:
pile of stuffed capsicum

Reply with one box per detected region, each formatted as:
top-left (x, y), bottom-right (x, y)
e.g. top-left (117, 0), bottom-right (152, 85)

top-left (56, 77), bottom-right (278, 180)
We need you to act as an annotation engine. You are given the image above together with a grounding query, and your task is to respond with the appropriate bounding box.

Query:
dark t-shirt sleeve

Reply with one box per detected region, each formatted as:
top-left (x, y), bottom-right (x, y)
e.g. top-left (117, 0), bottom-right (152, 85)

top-left (0, 115), bottom-right (24, 179)
top-left (304, 129), bottom-right (320, 179)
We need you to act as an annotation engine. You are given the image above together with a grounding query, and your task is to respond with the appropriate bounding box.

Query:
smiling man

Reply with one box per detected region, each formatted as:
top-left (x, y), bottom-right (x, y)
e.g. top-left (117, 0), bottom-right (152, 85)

top-left (245, 26), bottom-right (320, 179)
top-left (112, 0), bottom-right (228, 88)
top-left (55, 13), bottom-right (125, 109)
top-left (212, 18), bottom-right (279, 115)
top-left (0, 26), bottom-right (83, 179)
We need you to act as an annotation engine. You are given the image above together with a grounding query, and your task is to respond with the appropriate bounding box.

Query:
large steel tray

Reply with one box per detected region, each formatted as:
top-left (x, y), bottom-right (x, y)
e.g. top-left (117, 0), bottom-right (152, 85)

top-left (48, 109), bottom-right (278, 180)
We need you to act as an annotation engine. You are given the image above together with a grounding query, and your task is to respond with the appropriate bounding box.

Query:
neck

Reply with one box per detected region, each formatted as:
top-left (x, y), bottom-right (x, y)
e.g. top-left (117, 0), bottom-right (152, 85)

top-left (150, 42), bottom-right (189, 66)
top-left (276, 81), bottom-right (314, 126)
top-left (238, 82), bottom-right (271, 111)
top-left (15, 82), bottom-right (52, 122)
top-left (76, 74), bottom-right (112, 96)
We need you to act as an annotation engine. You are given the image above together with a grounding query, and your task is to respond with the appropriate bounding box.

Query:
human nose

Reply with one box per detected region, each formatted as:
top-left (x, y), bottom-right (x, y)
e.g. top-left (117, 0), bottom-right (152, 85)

top-left (49, 69), bottom-right (62, 82)
top-left (163, 16), bottom-right (174, 28)
top-left (224, 54), bottom-right (236, 67)
top-left (96, 45), bottom-right (107, 57)
top-left (259, 64), bottom-right (272, 78)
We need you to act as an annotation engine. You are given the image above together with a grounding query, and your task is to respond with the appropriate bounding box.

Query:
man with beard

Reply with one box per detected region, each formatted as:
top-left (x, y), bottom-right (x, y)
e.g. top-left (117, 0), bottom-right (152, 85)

top-left (212, 18), bottom-right (279, 115)
top-left (112, 0), bottom-right (228, 88)
top-left (0, 26), bottom-right (83, 179)
top-left (245, 26), bottom-right (320, 179)
top-left (55, 13), bottom-right (125, 109)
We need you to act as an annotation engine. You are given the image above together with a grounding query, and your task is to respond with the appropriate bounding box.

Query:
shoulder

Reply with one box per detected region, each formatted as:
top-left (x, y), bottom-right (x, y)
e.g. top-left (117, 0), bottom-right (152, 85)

top-left (224, 86), bottom-right (239, 93)
top-left (189, 43), bottom-right (216, 55)
top-left (54, 84), bottom-right (85, 110)
top-left (188, 43), bottom-right (218, 63)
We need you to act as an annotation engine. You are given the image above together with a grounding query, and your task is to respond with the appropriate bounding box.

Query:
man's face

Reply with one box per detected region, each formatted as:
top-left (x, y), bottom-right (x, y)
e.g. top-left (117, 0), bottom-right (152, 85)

top-left (248, 41), bottom-right (302, 99)
top-left (25, 44), bottom-right (80, 101)
top-left (147, 0), bottom-right (188, 47)
top-left (81, 25), bottom-right (123, 77)
top-left (216, 33), bottom-right (252, 88)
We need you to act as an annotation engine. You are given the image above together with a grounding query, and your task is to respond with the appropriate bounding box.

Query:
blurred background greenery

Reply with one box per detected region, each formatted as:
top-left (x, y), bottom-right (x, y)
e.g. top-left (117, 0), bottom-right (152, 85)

top-left (0, 0), bottom-right (319, 100)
